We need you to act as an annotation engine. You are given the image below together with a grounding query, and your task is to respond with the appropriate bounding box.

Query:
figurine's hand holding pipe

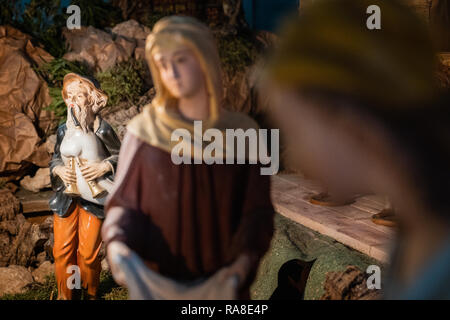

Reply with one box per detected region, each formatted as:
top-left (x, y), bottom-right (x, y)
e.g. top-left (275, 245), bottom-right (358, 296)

top-left (79, 161), bottom-right (111, 182)
top-left (53, 165), bottom-right (77, 186)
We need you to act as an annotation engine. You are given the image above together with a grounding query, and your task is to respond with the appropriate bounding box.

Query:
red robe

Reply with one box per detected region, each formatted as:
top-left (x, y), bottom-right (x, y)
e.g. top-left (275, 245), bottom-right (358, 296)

top-left (102, 131), bottom-right (275, 298)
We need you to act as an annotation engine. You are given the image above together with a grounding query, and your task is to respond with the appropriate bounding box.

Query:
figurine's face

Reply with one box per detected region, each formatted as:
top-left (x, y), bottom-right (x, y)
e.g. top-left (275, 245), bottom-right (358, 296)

top-left (64, 80), bottom-right (95, 132)
top-left (152, 45), bottom-right (206, 99)
top-left (65, 81), bottom-right (89, 109)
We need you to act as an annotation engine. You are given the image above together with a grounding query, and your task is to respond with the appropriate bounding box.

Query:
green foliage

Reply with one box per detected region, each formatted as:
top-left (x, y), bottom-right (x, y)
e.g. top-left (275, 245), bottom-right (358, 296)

top-left (217, 33), bottom-right (260, 76)
top-left (95, 59), bottom-right (147, 106)
top-left (19, 0), bottom-right (67, 58)
top-left (34, 58), bottom-right (92, 87)
top-left (0, 0), bottom-right (122, 58)
top-left (0, 0), bottom-right (21, 26)
top-left (35, 58), bottom-right (92, 124)
top-left (47, 87), bottom-right (67, 124)
top-left (69, 0), bottom-right (122, 29)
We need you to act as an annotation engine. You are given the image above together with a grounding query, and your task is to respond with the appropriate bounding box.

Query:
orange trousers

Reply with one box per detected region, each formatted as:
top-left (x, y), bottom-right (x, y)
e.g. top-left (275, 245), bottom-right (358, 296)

top-left (53, 203), bottom-right (103, 300)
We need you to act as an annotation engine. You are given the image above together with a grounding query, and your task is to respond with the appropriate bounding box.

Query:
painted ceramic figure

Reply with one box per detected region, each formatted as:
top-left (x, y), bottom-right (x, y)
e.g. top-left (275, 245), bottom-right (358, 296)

top-left (49, 73), bottom-right (121, 300)
top-left (267, 0), bottom-right (450, 299)
top-left (102, 16), bottom-right (274, 299)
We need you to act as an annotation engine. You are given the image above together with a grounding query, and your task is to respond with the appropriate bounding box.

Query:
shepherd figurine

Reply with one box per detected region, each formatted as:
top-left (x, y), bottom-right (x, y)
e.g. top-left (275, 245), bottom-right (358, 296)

top-left (49, 73), bottom-right (121, 300)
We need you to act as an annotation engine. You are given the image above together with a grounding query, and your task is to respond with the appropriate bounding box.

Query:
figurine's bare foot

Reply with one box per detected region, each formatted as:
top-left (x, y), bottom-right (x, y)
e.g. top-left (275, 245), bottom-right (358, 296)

top-left (372, 208), bottom-right (398, 227)
top-left (309, 192), bottom-right (355, 207)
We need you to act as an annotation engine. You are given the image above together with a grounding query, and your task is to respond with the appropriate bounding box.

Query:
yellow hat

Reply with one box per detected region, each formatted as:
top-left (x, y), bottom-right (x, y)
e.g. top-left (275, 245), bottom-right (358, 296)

top-left (268, 0), bottom-right (438, 109)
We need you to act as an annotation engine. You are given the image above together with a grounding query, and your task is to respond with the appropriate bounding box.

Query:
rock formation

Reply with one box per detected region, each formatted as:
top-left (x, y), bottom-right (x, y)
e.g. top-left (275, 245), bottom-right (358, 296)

top-left (20, 168), bottom-right (52, 193)
top-left (0, 265), bottom-right (34, 297)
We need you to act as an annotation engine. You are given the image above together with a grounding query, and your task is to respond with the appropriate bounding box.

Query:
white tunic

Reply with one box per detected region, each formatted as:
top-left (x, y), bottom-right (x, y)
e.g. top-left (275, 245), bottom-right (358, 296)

top-left (59, 127), bottom-right (114, 205)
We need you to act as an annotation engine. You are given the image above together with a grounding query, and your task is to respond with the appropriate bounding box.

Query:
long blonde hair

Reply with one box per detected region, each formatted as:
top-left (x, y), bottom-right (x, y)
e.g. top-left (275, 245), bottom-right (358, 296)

top-left (145, 16), bottom-right (223, 128)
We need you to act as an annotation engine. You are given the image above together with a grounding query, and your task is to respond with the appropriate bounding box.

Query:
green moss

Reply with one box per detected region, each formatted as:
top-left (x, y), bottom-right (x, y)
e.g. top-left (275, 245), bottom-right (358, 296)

top-left (102, 287), bottom-right (128, 300)
top-left (95, 59), bottom-right (147, 107)
top-left (251, 214), bottom-right (385, 300)
top-left (251, 217), bottom-right (304, 300)
top-left (98, 271), bottom-right (128, 300)
top-left (0, 271), bottom-right (127, 300)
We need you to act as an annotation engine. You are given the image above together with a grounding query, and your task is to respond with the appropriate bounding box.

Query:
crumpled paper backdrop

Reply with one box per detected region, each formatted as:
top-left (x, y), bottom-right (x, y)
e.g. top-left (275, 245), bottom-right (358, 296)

top-left (0, 26), bottom-right (54, 178)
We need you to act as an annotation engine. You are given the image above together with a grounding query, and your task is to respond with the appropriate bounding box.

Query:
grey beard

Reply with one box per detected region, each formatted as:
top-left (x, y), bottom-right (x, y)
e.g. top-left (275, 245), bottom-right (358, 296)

top-left (67, 104), bottom-right (95, 133)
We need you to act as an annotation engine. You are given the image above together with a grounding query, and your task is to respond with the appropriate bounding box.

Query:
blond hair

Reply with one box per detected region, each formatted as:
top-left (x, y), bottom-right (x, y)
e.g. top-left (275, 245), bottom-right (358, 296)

top-left (145, 16), bottom-right (223, 126)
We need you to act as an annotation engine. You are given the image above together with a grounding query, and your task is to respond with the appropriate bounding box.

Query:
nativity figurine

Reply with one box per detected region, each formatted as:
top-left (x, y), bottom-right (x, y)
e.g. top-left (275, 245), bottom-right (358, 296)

top-left (102, 16), bottom-right (275, 299)
top-left (49, 73), bottom-right (121, 300)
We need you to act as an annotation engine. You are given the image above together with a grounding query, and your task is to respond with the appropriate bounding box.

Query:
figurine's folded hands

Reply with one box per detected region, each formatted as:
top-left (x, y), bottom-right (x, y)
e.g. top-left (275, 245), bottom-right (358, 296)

top-left (79, 161), bottom-right (112, 181)
top-left (53, 165), bottom-right (77, 186)
top-left (222, 254), bottom-right (253, 288)
top-left (107, 241), bottom-right (131, 287)
top-left (106, 241), bottom-right (251, 299)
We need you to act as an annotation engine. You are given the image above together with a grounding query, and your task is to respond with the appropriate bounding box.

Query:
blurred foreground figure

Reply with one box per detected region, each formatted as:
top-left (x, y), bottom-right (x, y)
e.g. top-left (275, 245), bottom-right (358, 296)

top-left (102, 16), bottom-right (274, 299)
top-left (431, 0), bottom-right (450, 51)
top-left (109, 242), bottom-right (248, 299)
top-left (266, 0), bottom-right (450, 299)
